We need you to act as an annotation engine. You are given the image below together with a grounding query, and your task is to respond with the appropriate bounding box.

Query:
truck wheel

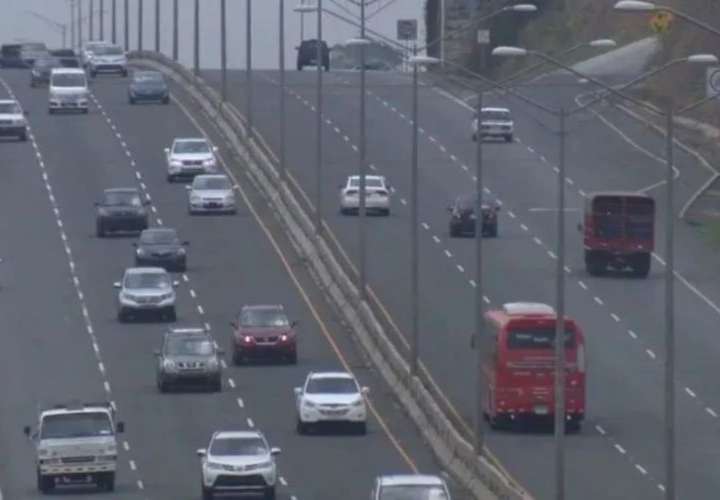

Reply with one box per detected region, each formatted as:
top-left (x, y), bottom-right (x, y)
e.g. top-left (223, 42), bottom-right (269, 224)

top-left (37, 471), bottom-right (54, 493)
top-left (449, 224), bottom-right (460, 238)
top-left (355, 421), bottom-right (367, 435)
top-left (296, 418), bottom-right (307, 435)
top-left (632, 253), bottom-right (651, 278)
top-left (585, 251), bottom-right (605, 276)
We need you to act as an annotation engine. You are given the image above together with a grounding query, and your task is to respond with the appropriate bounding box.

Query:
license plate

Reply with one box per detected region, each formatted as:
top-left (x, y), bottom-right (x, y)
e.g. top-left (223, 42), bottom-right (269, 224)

top-left (533, 405), bottom-right (549, 415)
top-left (206, 203), bottom-right (220, 208)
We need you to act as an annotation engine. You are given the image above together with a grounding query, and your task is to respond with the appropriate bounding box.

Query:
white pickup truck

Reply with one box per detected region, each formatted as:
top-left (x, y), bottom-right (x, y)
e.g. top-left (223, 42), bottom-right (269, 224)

top-left (24, 401), bottom-right (125, 493)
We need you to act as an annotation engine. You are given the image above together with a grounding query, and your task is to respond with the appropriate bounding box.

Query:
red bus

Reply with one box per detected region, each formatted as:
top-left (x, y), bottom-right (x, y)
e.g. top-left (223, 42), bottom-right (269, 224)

top-left (482, 302), bottom-right (586, 431)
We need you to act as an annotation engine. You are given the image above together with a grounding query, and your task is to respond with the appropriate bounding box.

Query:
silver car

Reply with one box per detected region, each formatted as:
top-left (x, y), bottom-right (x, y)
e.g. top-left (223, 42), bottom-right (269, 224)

top-left (114, 267), bottom-right (178, 322)
top-left (472, 107), bottom-right (514, 142)
top-left (165, 138), bottom-right (218, 182)
top-left (187, 174), bottom-right (237, 215)
top-left (371, 475), bottom-right (452, 500)
top-left (155, 327), bottom-right (224, 392)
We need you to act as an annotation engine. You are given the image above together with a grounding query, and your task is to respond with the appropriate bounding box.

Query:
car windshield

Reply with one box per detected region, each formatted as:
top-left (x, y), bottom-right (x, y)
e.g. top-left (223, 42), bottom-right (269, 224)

top-left (103, 191), bottom-right (142, 206)
top-left (0, 102), bottom-right (21, 114)
top-left (349, 177), bottom-right (383, 188)
top-left (379, 485), bottom-right (449, 500)
top-left (481, 110), bottom-right (510, 121)
top-left (135, 72), bottom-right (164, 83)
top-left (175, 140), bottom-right (210, 154)
top-left (166, 337), bottom-right (213, 355)
top-left (306, 377), bottom-right (358, 394)
top-left (52, 74), bottom-right (86, 87)
top-left (195, 177), bottom-right (230, 190)
top-left (240, 308), bottom-right (289, 327)
top-left (140, 230), bottom-right (179, 245)
top-left (210, 437), bottom-right (267, 456)
top-left (40, 412), bottom-right (113, 439)
top-left (124, 272), bottom-right (171, 289)
top-left (95, 46), bottom-right (123, 55)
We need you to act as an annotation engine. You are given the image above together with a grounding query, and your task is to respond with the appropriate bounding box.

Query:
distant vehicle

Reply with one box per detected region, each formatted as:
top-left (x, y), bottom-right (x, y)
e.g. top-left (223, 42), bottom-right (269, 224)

top-left (19, 42), bottom-right (49, 67)
top-left (81, 40), bottom-right (111, 67)
top-left (198, 430), bottom-right (281, 500)
top-left (0, 43), bottom-right (23, 67)
top-left (294, 371), bottom-right (368, 434)
top-left (134, 228), bottom-right (189, 271)
top-left (49, 49), bottom-right (81, 68)
top-left (481, 302), bottom-right (586, 431)
top-left (186, 174), bottom-right (237, 214)
top-left (48, 68), bottom-right (89, 114)
top-left (447, 194), bottom-right (499, 237)
top-left (166, 138), bottom-right (218, 181)
top-left (114, 267), bottom-right (178, 322)
top-left (297, 39), bottom-right (330, 71)
top-left (472, 107), bottom-right (514, 142)
top-left (231, 305), bottom-right (298, 364)
top-left (23, 401), bottom-right (125, 493)
top-left (87, 44), bottom-right (128, 77)
top-left (0, 99), bottom-right (28, 141)
top-left (30, 57), bottom-right (62, 87)
top-left (371, 475), bottom-right (452, 500)
top-left (580, 192), bottom-right (655, 278)
top-left (155, 327), bottom-right (223, 392)
top-left (128, 70), bottom-right (170, 104)
top-left (95, 188), bottom-right (149, 237)
top-left (339, 175), bottom-right (391, 215)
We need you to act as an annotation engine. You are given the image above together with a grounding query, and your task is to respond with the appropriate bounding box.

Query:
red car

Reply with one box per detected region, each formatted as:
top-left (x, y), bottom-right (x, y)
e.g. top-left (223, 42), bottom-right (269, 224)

top-left (231, 305), bottom-right (298, 364)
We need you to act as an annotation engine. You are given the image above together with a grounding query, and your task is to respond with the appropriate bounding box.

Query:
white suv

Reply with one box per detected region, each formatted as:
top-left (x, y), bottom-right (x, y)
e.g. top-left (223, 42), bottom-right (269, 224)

top-left (165, 137), bottom-right (218, 181)
top-left (48, 68), bottom-right (89, 114)
top-left (371, 475), bottom-right (452, 500)
top-left (198, 430), bottom-right (281, 500)
top-left (87, 44), bottom-right (128, 77)
top-left (472, 107), bottom-right (514, 142)
top-left (294, 371), bottom-right (368, 434)
top-left (339, 175), bottom-right (391, 216)
top-left (0, 99), bottom-right (28, 141)
top-left (114, 267), bottom-right (179, 322)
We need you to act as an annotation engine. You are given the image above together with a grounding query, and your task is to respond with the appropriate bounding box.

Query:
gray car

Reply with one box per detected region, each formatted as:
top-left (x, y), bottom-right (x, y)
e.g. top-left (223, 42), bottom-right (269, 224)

top-left (155, 328), bottom-right (224, 392)
top-left (187, 174), bottom-right (237, 214)
top-left (114, 267), bottom-right (178, 322)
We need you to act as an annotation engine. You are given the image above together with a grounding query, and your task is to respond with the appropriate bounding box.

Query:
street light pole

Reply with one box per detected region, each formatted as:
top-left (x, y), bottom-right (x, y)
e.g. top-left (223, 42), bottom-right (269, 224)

top-left (154, 0), bottom-right (160, 52)
top-left (474, 89), bottom-right (485, 455)
top-left (193, 0), bottom-right (199, 73)
top-left (89, 0), bottom-right (95, 40)
top-left (172, 0), bottom-right (178, 61)
top-left (99, 0), bottom-right (104, 40)
top-left (123, 0), bottom-right (129, 52)
top-left (358, 0), bottom-right (367, 299)
top-left (664, 103), bottom-right (676, 500)
top-left (246, 0), bottom-right (253, 141)
top-left (410, 44), bottom-right (420, 377)
top-left (70, 0), bottom-right (77, 50)
top-left (221, 0), bottom-right (227, 101)
top-left (79, 0), bottom-right (83, 48)
top-left (279, 0), bottom-right (287, 186)
top-left (138, 0), bottom-right (143, 51)
top-left (314, 0), bottom-right (323, 234)
top-left (112, 0), bottom-right (116, 44)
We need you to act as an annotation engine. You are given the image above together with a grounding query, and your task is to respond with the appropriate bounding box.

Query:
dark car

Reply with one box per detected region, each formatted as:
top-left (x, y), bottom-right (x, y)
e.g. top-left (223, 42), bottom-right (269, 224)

top-left (19, 42), bottom-right (49, 67)
top-left (297, 39), bottom-right (330, 71)
top-left (49, 49), bottom-right (81, 68)
top-left (0, 44), bottom-right (23, 68)
top-left (128, 70), bottom-right (170, 104)
top-left (448, 194), bottom-right (500, 238)
top-left (30, 58), bottom-right (62, 87)
top-left (134, 228), bottom-right (189, 271)
top-left (231, 305), bottom-right (297, 364)
top-left (95, 188), bottom-right (149, 237)
top-left (155, 327), bottom-right (224, 392)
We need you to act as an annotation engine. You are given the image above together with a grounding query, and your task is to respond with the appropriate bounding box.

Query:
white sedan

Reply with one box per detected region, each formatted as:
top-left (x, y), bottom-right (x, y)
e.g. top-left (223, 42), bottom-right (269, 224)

top-left (294, 371), bottom-right (368, 434)
top-left (472, 107), bottom-right (514, 142)
top-left (339, 175), bottom-right (390, 215)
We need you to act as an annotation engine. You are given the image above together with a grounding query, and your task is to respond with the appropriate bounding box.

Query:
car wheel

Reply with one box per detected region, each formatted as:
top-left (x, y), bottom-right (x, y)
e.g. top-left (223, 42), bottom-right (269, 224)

top-left (296, 418), bottom-right (307, 435)
top-left (383, 208), bottom-right (390, 216)
top-left (122, 69), bottom-right (128, 77)
top-left (166, 308), bottom-right (177, 322)
top-left (297, 64), bottom-right (303, 71)
top-left (163, 96), bottom-right (170, 104)
top-left (19, 132), bottom-right (27, 142)
top-left (202, 485), bottom-right (214, 500)
top-left (128, 97), bottom-right (135, 104)
top-left (37, 470), bottom-right (54, 493)
top-left (232, 349), bottom-right (243, 366)
top-left (117, 309), bottom-right (129, 323)
top-left (486, 224), bottom-right (498, 238)
top-left (82, 108), bottom-right (89, 114)
top-left (211, 377), bottom-right (222, 392)
top-left (48, 108), bottom-right (55, 115)
top-left (472, 133), bottom-right (477, 142)
top-left (157, 378), bottom-right (169, 393)
top-left (265, 486), bottom-right (276, 500)
top-left (96, 221), bottom-right (105, 237)
top-left (287, 351), bottom-right (298, 365)
top-left (449, 224), bottom-right (460, 238)
top-left (355, 421), bottom-right (367, 435)
top-left (177, 260), bottom-right (187, 272)
top-left (90, 70), bottom-right (97, 78)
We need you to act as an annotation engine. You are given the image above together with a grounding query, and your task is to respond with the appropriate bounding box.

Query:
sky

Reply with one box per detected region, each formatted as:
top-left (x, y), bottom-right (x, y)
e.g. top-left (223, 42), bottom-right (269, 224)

top-left (1, 0), bottom-right (425, 69)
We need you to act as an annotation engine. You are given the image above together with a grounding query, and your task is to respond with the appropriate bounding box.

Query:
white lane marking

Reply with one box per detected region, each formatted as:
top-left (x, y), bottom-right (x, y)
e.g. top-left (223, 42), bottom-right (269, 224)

top-left (578, 281), bottom-right (588, 290)
top-left (237, 398), bottom-right (244, 408)
top-left (182, 274), bottom-right (189, 282)
top-left (457, 265), bottom-right (465, 273)
top-left (507, 211), bottom-right (516, 219)
top-left (595, 425), bottom-right (606, 435)
top-left (450, 154), bottom-right (457, 162)
top-left (578, 189), bottom-right (587, 197)
top-left (137, 480), bottom-right (144, 490)
top-left (594, 296), bottom-right (604, 305)
top-left (646, 349), bottom-right (656, 360)
top-left (685, 387), bottom-right (697, 398)
top-left (614, 444), bottom-right (627, 455)
top-left (469, 280), bottom-right (477, 288)
top-left (706, 407), bottom-right (718, 418)
top-left (421, 222), bottom-right (430, 230)
top-left (533, 237), bottom-right (543, 246)
top-left (189, 289), bottom-right (197, 298)
top-left (444, 249), bottom-right (453, 258)
top-left (103, 381), bottom-right (111, 393)
top-left (610, 313), bottom-right (621, 322)
top-left (129, 460), bottom-right (137, 471)
top-left (432, 235), bottom-right (441, 244)
top-left (483, 296), bottom-right (491, 304)
top-left (228, 378), bottom-right (236, 388)
top-left (246, 418), bottom-right (255, 428)
top-left (520, 224), bottom-right (529, 231)
top-left (123, 441), bottom-right (130, 451)
top-left (628, 330), bottom-right (638, 339)
top-left (547, 251), bottom-right (557, 260)
top-left (658, 484), bottom-right (665, 492)
top-left (197, 305), bottom-right (205, 315)
top-left (279, 476), bottom-right (288, 486)
top-left (204, 322), bottom-right (212, 331)
top-left (98, 362), bottom-right (105, 374)
top-left (400, 198), bottom-right (407, 205)
top-left (566, 178), bottom-right (574, 186)
top-left (635, 464), bottom-right (648, 475)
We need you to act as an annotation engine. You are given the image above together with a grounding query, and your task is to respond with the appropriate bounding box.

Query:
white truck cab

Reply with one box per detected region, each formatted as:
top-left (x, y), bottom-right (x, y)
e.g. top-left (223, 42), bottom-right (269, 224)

top-left (24, 401), bottom-right (124, 493)
top-left (48, 68), bottom-right (89, 114)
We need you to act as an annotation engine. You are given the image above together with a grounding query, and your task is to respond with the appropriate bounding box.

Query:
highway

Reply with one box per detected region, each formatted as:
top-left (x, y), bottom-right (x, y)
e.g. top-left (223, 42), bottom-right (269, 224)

top-left (0, 68), bottom-right (467, 500)
top-left (198, 66), bottom-right (720, 500)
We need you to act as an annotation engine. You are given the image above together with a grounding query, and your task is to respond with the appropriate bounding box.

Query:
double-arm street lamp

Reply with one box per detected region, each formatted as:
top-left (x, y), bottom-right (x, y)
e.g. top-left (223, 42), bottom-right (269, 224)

top-left (492, 45), bottom-right (717, 500)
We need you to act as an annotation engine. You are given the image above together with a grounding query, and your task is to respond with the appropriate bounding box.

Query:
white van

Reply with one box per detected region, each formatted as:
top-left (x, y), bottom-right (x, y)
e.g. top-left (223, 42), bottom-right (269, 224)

top-left (48, 68), bottom-right (89, 114)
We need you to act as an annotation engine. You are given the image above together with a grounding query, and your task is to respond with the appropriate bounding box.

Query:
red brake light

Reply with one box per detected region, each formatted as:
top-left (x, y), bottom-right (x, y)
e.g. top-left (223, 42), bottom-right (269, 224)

top-left (243, 336), bottom-right (252, 343)
top-left (280, 334), bottom-right (288, 342)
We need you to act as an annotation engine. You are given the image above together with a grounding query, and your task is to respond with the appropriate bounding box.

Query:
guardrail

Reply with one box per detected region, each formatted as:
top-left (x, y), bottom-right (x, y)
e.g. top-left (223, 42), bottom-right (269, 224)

top-left (128, 50), bottom-right (532, 500)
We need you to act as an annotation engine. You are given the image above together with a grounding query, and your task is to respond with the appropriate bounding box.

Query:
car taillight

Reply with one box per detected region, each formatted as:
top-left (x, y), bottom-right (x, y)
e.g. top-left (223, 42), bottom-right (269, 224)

top-left (280, 334), bottom-right (288, 342)
top-left (243, 336), bottom-right (252, 343)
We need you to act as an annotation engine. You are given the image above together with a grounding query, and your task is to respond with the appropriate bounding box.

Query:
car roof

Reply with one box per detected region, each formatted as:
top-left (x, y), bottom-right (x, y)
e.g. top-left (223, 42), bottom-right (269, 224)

top-left (125, 267), bottom-right (168, 275)
top-left (378, 475), bottom-right (446, 487)
top-left (482, 107), bottom-right (510, 113)
top-left (242, 304), bottom-right (284, 311)
top-left (168, 327), bottom-right (207, 335)
top-left (51, 67), bottom-right (85, 74)
top-left (194, 174), bottom-right (228, 180)
top-left (213, 430), bottom-right (264, 440)
top-left (42, 406), bottom-right (112, 417)
top-left (104, 187), bottom-right (140, 194)
top-left (174, 137), bottom-right (207, 142)
top-left (141, 227), bottom-right (177, 235)
top-left (308, 371), bottom-right (354, 380)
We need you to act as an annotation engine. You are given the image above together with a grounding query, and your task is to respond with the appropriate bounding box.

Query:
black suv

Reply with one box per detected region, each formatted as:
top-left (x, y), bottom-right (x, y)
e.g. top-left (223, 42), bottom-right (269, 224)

top-left (95, 188), bottom-right (149, 237)
top-left (155, 328), bottom-right (224, 392)
top-left (448, 195), bottom-right (500, 238)
top-left (134, 228), bottom-right (189, 271)
top-left (30, 58), bottom-right (62, 87)
top-left (297, 39), bottom-right (330, 71)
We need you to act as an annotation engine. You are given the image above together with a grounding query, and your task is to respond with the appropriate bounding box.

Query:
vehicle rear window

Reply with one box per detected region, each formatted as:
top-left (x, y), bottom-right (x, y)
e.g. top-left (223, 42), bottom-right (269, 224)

top-left (379, 485), bottom-right (449, 500)
top-left (241, 308), bottom-right (289, 327)
top-left (125, 273), bottom-right (171, 289)
top-left (166, 337), bottom-right (213, 355)
top-left (194, 177), bottom-right (230, 190)
top-left (52, 73), bottom-right (86, 87)
top-left (306, 377), bottom-right (358, 394)
top-left (140, 229), bottom-right (178, 244)
top-left (507, 329), bottom-right (575, 349)
top-left (349, 177), bottom-right (383, 188)
top-left (174, 140), bottom-right (210, 154)
top-left (104, 191), bottom-right (141, 206)
top-left (481, 110), bottom-right (510, 121)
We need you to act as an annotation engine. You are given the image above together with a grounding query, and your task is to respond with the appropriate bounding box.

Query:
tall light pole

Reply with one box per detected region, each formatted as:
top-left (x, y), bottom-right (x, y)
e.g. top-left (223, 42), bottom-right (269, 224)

top-left (279, 0), bottom-right (286, 185)
top-left (112, 0), bottom-right (116, 44)
top-left (123, 0), bottom-right (129, 52)
top-left (408, 54), bottom-right (440, 377)
top-left (138, 0), bottom-right (143, 51)
top-left (89, 0), bottom-right (95, 40)
top-left (99, 0), bottom-right (104, 40)
top-left (221, 0), bottom-right (227, 101)
top-left (246, 0), bottom-right (253, 141)
top-left (358, 0), bottom-right (368, 300)
top-left (154, 0), bottom-right (160, 52)
top-left (315, 0), bottom-right (323, 234)
top-left (79, 0), bottom-right (83, 47)
top-left (172, 0), bottom-right (178, 60)
top-left (70, 0), bottom-right (77, 50)
top-left (194, 0), bottom-right (200, 73)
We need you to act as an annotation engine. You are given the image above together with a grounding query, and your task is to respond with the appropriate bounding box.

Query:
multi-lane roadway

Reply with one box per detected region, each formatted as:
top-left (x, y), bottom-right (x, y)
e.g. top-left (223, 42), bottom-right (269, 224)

top-left (0, 68), bottom-right (467, 500)
top-left (197, 66), bottom-right (720, 500)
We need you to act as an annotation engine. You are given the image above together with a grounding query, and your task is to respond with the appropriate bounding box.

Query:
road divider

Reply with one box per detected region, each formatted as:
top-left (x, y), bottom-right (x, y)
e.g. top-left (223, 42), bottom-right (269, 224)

top-left (128, 51), bottom-right (530, 500)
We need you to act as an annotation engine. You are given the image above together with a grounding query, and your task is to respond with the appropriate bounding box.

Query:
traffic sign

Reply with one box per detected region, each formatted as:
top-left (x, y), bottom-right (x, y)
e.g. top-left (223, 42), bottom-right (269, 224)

top-left (706, 67), bottom-right (720, 98)
top-left (649, 10), bottom-right (673, 33)
top-left (397, 19), bottom-right (418, 41)
top-left (477, 29), bottom-right (490, 45)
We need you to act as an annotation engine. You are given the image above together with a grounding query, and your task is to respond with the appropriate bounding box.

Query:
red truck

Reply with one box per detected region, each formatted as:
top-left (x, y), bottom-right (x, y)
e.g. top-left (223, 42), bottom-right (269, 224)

top-left (482, 302), bottom-right (586, 432)
top-left (581, 191), bottom-right (655, 278)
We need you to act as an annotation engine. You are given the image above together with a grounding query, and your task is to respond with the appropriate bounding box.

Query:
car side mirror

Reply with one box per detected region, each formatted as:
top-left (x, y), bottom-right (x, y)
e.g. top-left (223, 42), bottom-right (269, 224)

top-left (23, 110), bottom-right (29, 116)
top-left (116, 421), bottom-right (125, 433)
top-left (494, 204), bottom-right (501, 212)
top-left (213, 146), bottom-right (219, 152)
top-left (294, 46), bottom-right (300, 50)
top-left (270, 447), bottom-right (281, 455)
top-left (94, 201), bottom-right (101, 206)
top-left (164, 147), bottom-right (170, 154)
top-left (113, 282), bottom-right (122, 288)
top-left (233, 184), bottom-right (241, 190)
top-left (447, 205), bottom-right (453, 212)
top-left (23, 425), bottom-right (31, 437)
top-left (361, 386), bottom-right (370, 394)
top-left (196, 448), bottom-right (206, 457)
top-left (185, 185), bottom-right (192, 191)
top-left (230, 321), bottom-right (237, 329)
top-left (132, 242), bottom-right (138, 247)
top-left (183, 241), bottom-right (190, 246)
top-left (294, 387), bottom-right (302, 396)
top-left (172, 280), bottom-right (180, 287)
top-left (577, 223), bottom-right (583, 232)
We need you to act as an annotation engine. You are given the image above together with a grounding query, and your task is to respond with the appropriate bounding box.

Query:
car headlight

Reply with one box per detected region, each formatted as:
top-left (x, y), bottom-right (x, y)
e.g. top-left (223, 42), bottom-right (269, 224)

top-left (160, 292), bottom-right (174, 301)
top-left (13, 119), bottom-right (26, 126)
top-left (98, 454), bottom-right (117, 462)
top-left (121, 292), bottom-right (137, 302)
top-left (169, 160), bottom-right (183, 167)
top-left (351, 398), bottom-right (364, 407)
top-left (38, 448), bottom-right (50, 457)
top-left (206, 461), bottom-right (225, 471)
top-left (136, 248), bottom-right (146, 256)
top-left (163, 359), bottom-right (176, 370)
top-left (203, 159), bottom-right (215, 167)
top-left (190, 195), bottom-right (201, 204)
top-left (97, 207), bottom-right (109, 216)
top-left (224, 194), bottom-right (235, 203)
top-left (41, 458), bottom-right (61, 465)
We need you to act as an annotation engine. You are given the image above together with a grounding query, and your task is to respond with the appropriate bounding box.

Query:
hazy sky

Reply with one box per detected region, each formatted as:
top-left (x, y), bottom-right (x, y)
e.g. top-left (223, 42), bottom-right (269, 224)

top-left (1, 0), bottom-right (424, 69)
